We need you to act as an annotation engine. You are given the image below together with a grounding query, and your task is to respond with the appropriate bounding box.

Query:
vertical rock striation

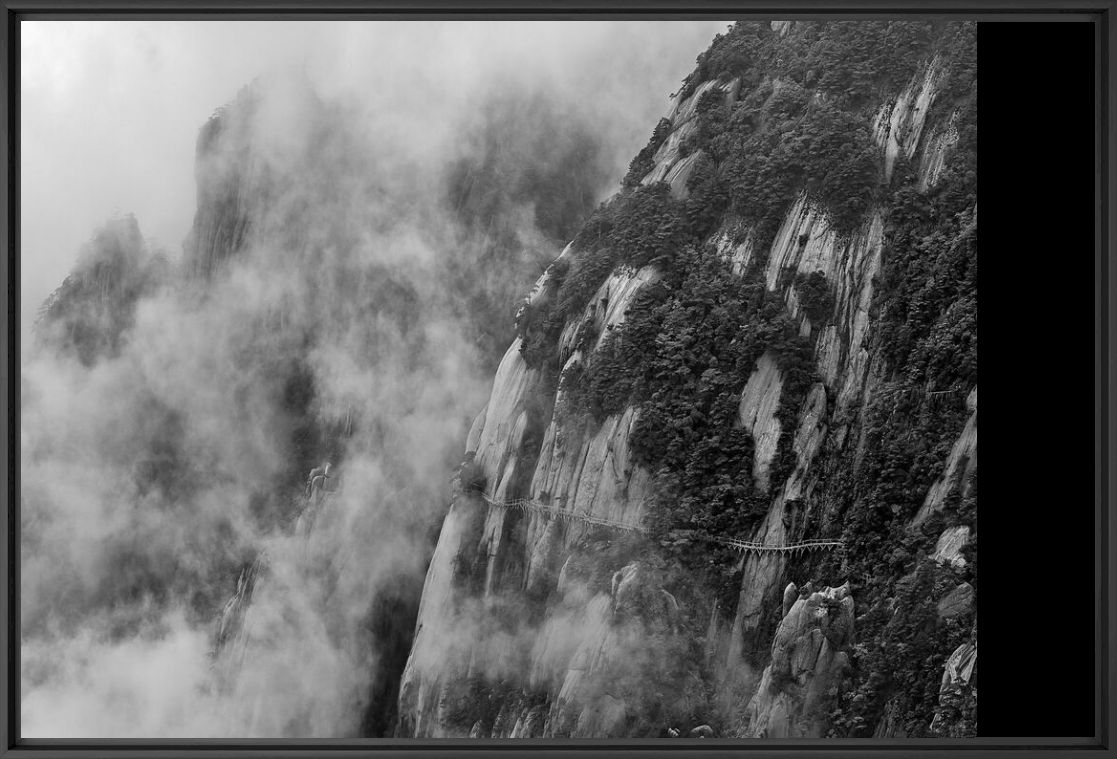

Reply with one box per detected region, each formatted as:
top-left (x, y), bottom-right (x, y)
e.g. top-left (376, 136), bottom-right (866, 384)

top-left (742, 582), bottom-right (854, 738)
top-left (399, 20), bottom-right (977, 739)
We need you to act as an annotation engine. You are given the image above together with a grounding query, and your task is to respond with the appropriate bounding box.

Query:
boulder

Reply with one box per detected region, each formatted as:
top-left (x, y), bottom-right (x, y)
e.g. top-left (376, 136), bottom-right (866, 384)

top-left (610, 562), bottom-right (679, 632)
top-left (942, 642), bottom-right (977, 688)
top-left (782, 582), bottom-right (799, 617)
top-left (743, 583), bottom-right (854, 737)
top-left (929, 642), bottom-right (977, 735)
top-left (932, 526), bottom-right (971, 568)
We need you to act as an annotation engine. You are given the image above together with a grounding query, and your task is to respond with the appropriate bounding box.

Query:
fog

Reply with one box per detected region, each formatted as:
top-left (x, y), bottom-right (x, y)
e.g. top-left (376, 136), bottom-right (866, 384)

top-left (20, 20), bottom-right (728, 344)
top-left (19, 20), bottom-right (727, 738)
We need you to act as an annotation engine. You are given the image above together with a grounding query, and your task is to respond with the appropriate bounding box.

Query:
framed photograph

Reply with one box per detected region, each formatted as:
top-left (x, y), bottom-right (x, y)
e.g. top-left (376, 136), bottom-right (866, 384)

top-left (2, 2), bottom-right (1108, 757)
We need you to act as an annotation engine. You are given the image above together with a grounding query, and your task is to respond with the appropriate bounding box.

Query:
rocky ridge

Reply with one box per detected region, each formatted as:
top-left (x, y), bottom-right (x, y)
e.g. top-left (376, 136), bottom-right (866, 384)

top-left (399, 19), bottom-right (977, 739)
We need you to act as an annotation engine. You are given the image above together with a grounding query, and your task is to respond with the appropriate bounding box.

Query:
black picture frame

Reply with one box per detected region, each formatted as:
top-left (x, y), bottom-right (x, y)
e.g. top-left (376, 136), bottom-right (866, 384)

top-left (1, 2), bottom-right (1110, 757)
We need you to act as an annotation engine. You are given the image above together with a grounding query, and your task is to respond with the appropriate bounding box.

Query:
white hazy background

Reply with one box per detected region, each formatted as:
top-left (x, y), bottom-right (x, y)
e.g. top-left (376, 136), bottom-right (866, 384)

top-left (21, 20), bottom-right (726, 341)
top-left (19, 20), bottom-right (728, 738)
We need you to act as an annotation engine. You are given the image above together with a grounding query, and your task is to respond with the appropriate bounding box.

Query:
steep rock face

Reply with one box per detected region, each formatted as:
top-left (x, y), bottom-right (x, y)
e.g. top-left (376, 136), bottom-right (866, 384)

top-left (211, 555), bottom-right (266, 686)
top-left (183, 79), bottom-right (321, 280)
top-left (929, 642), bottom-right (977, 736)
top-left (721, 33), bottom-right (977, 735)
top-left (737, 353), bottom-right (783, 493)
top-left (714, 221), bottom-right (755, 275)
top-left (186, 96), bottom-right (261, 280)
top-left (742, 583), bottom-right (854, 737)
top-left (664, 152), bottom-right (706, 200)
top-left (641, 78), bottom-right (739, 187)
top-left (727, 378), bottom-right (832, 667)
top-left (722, 197), bottom-right (883, 670)
top-left (530, 405), bottom-right (651, 529)
top-left (398, 255), bottom-right (672, 737)
top-left (400, 20), bottom-right (977, 739)
top-left (872, 58), bottom-right (943, 183)
top-left (914, 387), bottom-right (977, 526)
top-left (764, 197), bottom-right (884, 415)
top-left (919, 110), bottom-right (961, 190)
top-left (932, 526), bottom-right (971, 568)
top-left (558, 266), bottom-right (661, 359)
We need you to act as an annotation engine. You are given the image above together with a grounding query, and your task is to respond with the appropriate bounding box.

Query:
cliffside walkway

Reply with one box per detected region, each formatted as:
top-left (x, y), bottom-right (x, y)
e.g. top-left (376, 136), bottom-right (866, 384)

top-left (479, 494), bottom-right (843, 556)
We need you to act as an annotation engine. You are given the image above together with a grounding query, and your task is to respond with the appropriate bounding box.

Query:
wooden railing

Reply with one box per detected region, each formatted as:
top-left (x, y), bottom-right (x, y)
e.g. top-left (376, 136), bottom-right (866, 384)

top-left (477, 494), bottom-right (842, 555)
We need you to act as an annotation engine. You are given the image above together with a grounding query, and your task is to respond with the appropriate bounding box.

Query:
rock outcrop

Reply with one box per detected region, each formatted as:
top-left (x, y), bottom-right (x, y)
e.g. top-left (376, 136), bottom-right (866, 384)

top-left (33, 215), bottom-right (168, 365)
top-left (932, 526), bottom-right (972, 568)
top-left (641, 78), bottom-right (739, 187)
top-left (737, 353), bottom-right (784, 493)
top-left (397, 268), bottom-right (668, 735)
top-left (399, 20), bottom-right (977, 740)
top-left (211, 554), bottom-right (266, 686)
top-left (872, 58), bottom-right (944, 183)
top-left (929, 642), bottom-right (977, 736)
top-left (742, 583), bottom-right (854, 737)
top-left (915, 387), bottom-right (978, 526)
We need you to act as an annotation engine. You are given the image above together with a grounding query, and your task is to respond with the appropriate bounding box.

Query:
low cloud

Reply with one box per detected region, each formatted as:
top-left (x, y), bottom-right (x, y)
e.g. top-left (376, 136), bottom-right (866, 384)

top-left (19, 20), bottom-right (727, 738)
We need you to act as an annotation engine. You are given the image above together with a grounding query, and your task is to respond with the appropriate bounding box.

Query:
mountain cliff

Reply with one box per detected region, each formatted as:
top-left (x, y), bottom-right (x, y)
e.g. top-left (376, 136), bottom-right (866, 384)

top-left (25, 66), bottom-right (619, 737)
top-left (24, 19), bottom-right (976, 740)
top-left (398, 19), bottom-right (977, 739)
top-left (182, 75), bottom-right (619, 736)
top-left (33, 214), bottom-right (169, 366)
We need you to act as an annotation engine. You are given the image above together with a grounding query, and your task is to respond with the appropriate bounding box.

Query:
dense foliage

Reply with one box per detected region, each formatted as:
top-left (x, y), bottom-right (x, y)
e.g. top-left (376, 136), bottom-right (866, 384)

top-left (669, 20), bottom-right (977, 248)
top-left (517, 182), bottom-right (692, 372)
top-left (807, 21), bottom-right (977, 736)
top-left (715, 87), bottom-right (881, 240)
top-left (537, 239), bottom-right (818, 609)
top-left (623, 118), bottom-right (673, 188)
top-left (827, 554), bottom-right (975, 738)
top-left (448, 18), bottom-right (977, 739)
top-left (684, 20), bottom-right (937, 111)
top-left (793, 270), bottom-right (835, 325)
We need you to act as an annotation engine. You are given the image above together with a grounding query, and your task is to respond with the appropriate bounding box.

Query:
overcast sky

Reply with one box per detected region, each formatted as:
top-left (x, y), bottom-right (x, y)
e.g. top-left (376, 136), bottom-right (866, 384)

top-left (19, 20), bottom-right (729, 343)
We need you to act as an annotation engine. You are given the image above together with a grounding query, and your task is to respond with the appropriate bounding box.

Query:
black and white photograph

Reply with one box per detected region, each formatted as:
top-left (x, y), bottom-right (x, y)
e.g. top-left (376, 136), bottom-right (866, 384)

top-left (17, 18), bottom-right (979, 740)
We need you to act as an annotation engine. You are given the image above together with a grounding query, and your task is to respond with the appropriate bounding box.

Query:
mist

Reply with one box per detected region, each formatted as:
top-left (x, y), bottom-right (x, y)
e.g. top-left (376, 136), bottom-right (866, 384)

top-left (19, 20), bottom-right (728, 737)
top-left (20, 20), bottom-right (729, 344)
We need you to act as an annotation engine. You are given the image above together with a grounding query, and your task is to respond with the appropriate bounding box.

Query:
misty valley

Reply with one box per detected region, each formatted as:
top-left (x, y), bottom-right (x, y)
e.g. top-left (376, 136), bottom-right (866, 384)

top-left (20, 19), bottom-right (977, 739)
